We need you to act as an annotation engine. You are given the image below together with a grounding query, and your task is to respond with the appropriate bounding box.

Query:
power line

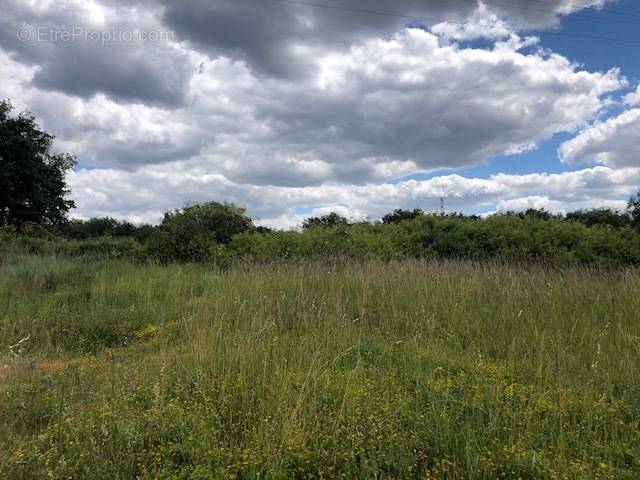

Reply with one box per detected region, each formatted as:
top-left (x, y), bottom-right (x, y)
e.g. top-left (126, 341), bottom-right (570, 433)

top-left (273, 0), bottom-right (450, 22)
top-left (498, 0), bottom-right (640, 20)
top-left (529, 29), bottom-right (640, 46)
top-left (377, 0), bottom-right (640, 22)
top-left (440, 0), bottom-right (640, 27)
top-left (271, 0), bottom-right (640, 46)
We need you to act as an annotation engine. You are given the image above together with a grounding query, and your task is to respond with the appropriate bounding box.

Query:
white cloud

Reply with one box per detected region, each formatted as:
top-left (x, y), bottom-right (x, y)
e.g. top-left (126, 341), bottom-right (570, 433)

top-left (430, 4), bottom-right (513, 42)
top-left (495, 196), bottom-right (565, 214)
top-left (1, 27), bottom-right (624, 186)
top-left (0, 50), bottom-right (38, 111)
top-left (624, 84), bottom-right (640, 107)
top-left (559, 108), bottom-right (640, 168)
top-left (303, 29), bottom-right (622, 176)
top-left (148, 0), bottom-right (612, 79)
top-left (1, 0), bottom-right (631, 227)
top-left (68, 165), bottom-right (640, 226)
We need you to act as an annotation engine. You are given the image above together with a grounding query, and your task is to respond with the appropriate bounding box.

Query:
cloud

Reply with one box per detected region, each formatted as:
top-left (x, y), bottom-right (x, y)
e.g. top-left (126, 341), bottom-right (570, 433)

top-left (154, 0), bottom-right (609, 78)
top-left (297, 29), bottom-right (621, 175)
top-left (429, 4), bottom-right (513, 41)
top-left (0, 49), bottom-right (205, 168)
top-left (67, 165), bottom-right (640, 226)
top-left (0, 0), bottom-right (197, 106)
top-left (0, 0), bottom-right (609, 107)
top-left (495, 195), bottom-right (565, 214)
top-left (1, 26), bottom-right (623, 182)
top-left (624, 84), bottom-right (640, 106)
top-left (1, 0), bottom-right (631, 227)
top-left (559, 108), bottom-right (640, 168)
top-left (0, 48), bottom-right (37, 110)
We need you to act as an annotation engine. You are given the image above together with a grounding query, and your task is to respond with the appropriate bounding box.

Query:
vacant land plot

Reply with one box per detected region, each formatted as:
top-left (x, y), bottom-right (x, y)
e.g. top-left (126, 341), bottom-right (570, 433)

top-left (1, 255), bottom-right (639, 478)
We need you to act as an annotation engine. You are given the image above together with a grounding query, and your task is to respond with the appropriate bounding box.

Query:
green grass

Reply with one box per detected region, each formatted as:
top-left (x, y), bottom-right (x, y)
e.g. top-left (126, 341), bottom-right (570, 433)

top-left (1, 254), bottom-right (639, 479)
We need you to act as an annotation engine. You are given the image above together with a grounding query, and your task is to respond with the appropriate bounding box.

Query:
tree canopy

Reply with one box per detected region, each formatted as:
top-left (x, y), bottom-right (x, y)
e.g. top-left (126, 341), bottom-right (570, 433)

top-left (302, 212), bottom-right (349, 230)
top-left (0, 100), bottom-right (75, 227)
top-left (566, 208), bottom-right (631, 228)
top-left (382, 208), bottom-right (424, 224)
top-left (146, 201), bottom-right (254, 262)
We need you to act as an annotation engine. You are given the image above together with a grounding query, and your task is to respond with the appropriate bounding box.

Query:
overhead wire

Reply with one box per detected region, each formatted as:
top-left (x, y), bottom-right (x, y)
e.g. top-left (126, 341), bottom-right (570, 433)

top-left (270, 0), bottom-right (640, 46)
top-left (495, 0), bottom-right (640, 19)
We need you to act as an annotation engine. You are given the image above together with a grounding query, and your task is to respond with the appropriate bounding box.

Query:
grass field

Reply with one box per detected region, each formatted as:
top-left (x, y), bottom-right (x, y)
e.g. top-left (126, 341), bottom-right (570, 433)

top-left (1, 254), bottom-right (639, 479)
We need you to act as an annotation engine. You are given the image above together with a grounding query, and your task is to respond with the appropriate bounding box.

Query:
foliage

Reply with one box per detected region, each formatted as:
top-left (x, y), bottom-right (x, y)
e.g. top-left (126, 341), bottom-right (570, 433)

top-left (302, 212), bottom-right (349, 230)
top-left (382, 208), bottom-right (424, 224)
top-left (567, 208), bottom-right (631, 228)
top-left (514, 208), bottom-right (560, 221)
top-left (51, 217), bottom-right (156, 242)
top-left (0, 226), bottom-right (142, 260)
top-left (4, 200), bottom-right (640, 267)
top-left (0, 100), bottom-right (76, 227)
top-left (145, 202), bottom-right (253, 262)
top-left (230, 213), bottom-right (640, 267)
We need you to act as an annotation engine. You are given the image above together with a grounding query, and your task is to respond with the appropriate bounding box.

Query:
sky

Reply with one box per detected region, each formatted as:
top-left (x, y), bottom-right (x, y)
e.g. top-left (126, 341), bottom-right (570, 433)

top-left (1, 0), bottom-right (640, 227)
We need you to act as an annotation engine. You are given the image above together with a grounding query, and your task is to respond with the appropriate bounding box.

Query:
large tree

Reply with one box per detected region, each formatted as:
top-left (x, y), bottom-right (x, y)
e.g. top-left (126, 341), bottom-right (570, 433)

top-left (0, 100), bottom-right (75, 227)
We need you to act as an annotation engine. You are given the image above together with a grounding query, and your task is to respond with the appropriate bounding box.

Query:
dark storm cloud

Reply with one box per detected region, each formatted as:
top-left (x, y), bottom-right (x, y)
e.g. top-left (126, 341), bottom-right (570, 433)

top-left (0, 0), bottom-right (607, 104)
top-left (0, 0), bottom-right (195, 106)
top-left (153, 0), bottom-right (605, 78)
top-left (30, 42), bottom-right (192, 106)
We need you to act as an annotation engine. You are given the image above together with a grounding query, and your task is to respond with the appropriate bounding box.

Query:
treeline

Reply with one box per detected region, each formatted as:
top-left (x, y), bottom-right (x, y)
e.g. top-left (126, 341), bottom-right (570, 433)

top-left (3, 201), bottom-right (640, 267)
top-left (4, 98), bottom-right (640, 267)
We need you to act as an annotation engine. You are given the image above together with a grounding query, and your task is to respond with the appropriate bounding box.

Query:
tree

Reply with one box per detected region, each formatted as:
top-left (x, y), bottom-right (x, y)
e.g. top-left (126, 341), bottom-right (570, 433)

top-left (302, 212), bottom-right (349, 230)
top-left (628, 191), bottom-right (640, 230)
top-left (518, 209), bottom-right (556, 221)
top-left (0, 100), bottom-right (76, 226)
top-left (566, 208), bottom-right (630, 228)
top-left (146, 201), bottom-right (253, 262)
top-left (382, 208), bottom-right (424, 224)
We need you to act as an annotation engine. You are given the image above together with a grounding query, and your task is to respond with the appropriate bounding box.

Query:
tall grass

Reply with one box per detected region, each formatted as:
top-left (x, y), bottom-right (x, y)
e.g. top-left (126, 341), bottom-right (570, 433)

top-left (1, 254), bottom-right (639, 478)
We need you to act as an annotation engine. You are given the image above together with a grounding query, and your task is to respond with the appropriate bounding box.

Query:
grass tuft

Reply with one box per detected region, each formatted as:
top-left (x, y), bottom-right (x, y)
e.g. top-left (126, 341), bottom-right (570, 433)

top-left (1, 255), bottom-right (639, 478)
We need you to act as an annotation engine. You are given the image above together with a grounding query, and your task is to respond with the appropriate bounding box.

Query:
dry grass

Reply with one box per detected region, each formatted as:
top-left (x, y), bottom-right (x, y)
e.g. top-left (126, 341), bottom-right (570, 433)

top-left (1, 254), bottom-right (639, 478)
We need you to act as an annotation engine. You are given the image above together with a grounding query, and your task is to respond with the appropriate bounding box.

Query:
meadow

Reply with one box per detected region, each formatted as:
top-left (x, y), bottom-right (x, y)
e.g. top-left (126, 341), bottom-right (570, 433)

top-left (1, 253), bottom-right (639, 479)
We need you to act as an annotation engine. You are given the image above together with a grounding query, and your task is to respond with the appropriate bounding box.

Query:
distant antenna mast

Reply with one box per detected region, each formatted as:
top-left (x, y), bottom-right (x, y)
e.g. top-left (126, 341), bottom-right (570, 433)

top-left (440, 197), bottom-right (445, 216)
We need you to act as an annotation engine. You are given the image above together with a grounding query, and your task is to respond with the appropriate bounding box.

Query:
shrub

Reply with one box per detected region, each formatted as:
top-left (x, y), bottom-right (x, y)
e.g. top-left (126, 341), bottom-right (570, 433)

top-left (302, 212), bottom-right (349, 230)
top-left (567, 208), bottom-right (631, 228)
top-left (381, 208), bottom-right (424, 224)
top-left (145, 202), bottom-right (253, 262)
